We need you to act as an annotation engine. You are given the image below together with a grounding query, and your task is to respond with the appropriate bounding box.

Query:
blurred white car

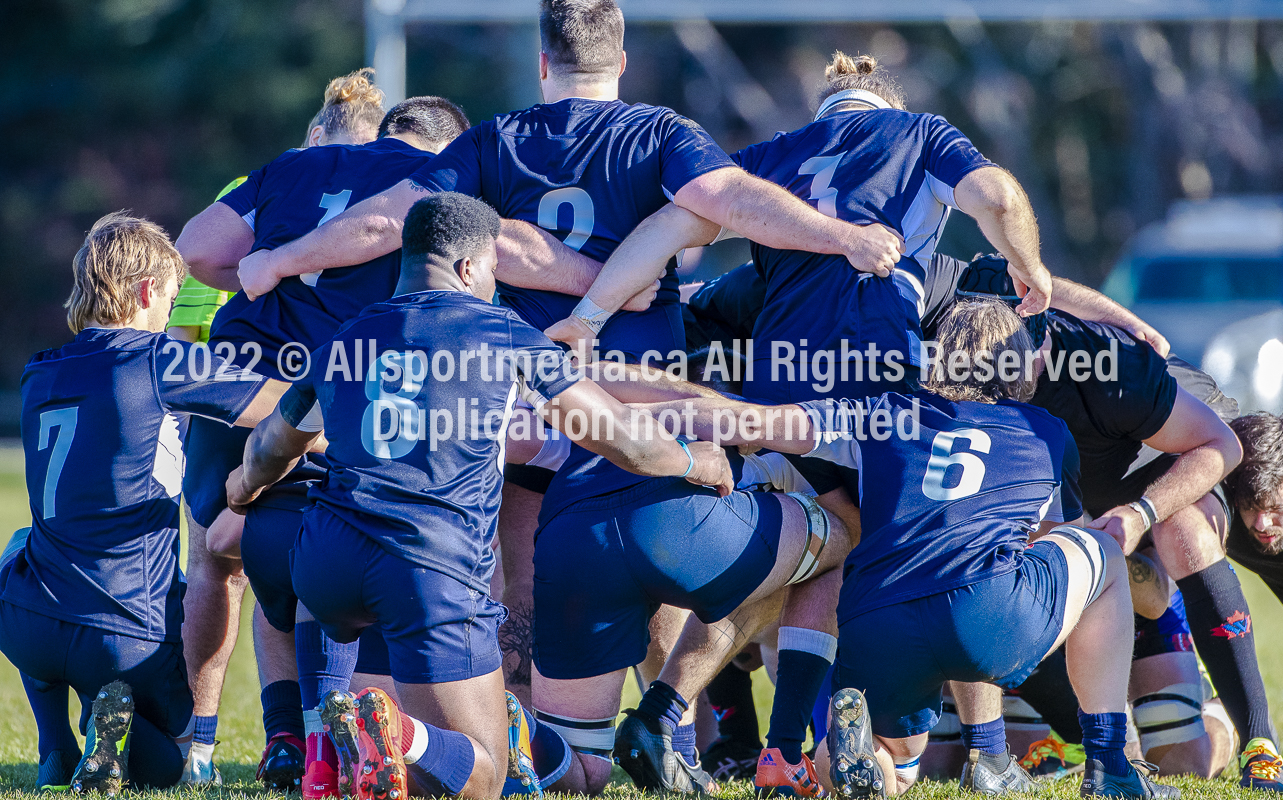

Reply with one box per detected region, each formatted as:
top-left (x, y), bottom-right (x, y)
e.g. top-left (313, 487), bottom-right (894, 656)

top-left (1202, 309), bottom-right (1283, 414)
top-left (1102, 196), bottom-right (1283, 362)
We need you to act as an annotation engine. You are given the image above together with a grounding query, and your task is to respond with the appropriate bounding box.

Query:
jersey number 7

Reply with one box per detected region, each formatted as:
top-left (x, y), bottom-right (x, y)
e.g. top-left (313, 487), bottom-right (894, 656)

top-left (37, 407), bottom-right (79, 519)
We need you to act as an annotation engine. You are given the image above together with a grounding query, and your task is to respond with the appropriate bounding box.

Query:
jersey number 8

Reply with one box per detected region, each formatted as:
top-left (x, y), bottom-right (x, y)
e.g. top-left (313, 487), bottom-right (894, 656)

top-left (362, 351), bottom-right (426, 459)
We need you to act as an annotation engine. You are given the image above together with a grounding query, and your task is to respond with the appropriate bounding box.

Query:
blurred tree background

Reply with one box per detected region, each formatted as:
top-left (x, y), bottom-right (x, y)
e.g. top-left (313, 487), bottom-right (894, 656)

top-left (3, 1), bottom-right (1283, 432)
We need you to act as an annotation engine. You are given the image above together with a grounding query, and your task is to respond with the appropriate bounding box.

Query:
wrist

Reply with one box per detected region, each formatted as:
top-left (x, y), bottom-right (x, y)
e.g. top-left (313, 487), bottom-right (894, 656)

top-left (676, 438), bottom-right (694, 478)
top-left (572, 295), bottom-right (612, 335)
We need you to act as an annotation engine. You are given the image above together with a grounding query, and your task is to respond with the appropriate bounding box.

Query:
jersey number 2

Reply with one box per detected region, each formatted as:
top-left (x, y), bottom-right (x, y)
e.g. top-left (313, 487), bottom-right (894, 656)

top-left (537, 188), bottom-right (594, 251)
top-left (921, 428), bottom-right (990, 502)
top-left (301, 190), bottom-right (353, 287)
top-left (38, 407), bottom-right (79, 519)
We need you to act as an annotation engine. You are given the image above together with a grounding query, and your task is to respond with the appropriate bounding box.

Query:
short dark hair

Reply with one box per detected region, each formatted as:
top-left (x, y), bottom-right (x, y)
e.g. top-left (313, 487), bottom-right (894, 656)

top-left (402, 193), bottom-right (501, 264)
top-left (378, 96), bottom-right (470, 149)
top-left (1226, 413), bottom-right (1283, 511)
top-left (539, 0), bottom-right (624, 77)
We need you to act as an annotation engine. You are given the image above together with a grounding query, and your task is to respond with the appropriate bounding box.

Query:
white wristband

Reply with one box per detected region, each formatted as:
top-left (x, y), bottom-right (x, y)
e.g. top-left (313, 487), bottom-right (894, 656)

top-left (572, 296), bottom-right (612, 335)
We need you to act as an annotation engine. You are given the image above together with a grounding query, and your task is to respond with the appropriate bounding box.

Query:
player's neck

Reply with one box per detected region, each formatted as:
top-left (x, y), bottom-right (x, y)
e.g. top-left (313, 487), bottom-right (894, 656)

top-left (540, 77), bottom-right (619, 104)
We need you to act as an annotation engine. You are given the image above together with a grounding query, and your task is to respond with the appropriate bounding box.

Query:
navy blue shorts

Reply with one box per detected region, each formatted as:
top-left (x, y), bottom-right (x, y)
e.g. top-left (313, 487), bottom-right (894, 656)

top-left (834, 540), bottom-right (1069, 740)
top-left (182, 415), bottom-right (249, 528)
top-left (243, 502), bottom-right (305, 633)
top-left (533, 477), bottom-right (783, 680)
top-left (0, 601), bottom-right (194, 739)
top-left (292, 506), bottom-right (505, 684)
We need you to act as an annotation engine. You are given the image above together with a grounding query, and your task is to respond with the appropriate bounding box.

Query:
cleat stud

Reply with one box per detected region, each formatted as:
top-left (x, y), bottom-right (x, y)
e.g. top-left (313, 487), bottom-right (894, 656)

top-left (97, 691), bottom-right (108, 700)
top-left (121, 697), bottom-right (131, 704)
top-left (390, 791), bottom-right (400, 799)
top-left (363, 765), bottom-right (373, 774)
top-left (873, 780), bottom-right (884, 792)
top-left (860, 758), bottom-right (873, 769)
top-left (383, 756), bottom-right (394, 765)
top-left (73, 783), bottom-right (82, 792)
top-left (86, 762), bottom-right (98, 773)
top-left (521, 777), bottom-right (533, 786)
top-left (110, 768), bottom-right (121, 778)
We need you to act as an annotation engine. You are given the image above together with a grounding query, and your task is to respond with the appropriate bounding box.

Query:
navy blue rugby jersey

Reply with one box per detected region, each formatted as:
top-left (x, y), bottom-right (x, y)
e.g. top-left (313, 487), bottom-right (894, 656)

top-left (800, 391), bottom-right (1082, 621)
top-left (215, 137), bottom-right (435, 379)
top-left (285, 291), bottom-right (578, 591)
top-left (410, 98), bottom-right (734, 357)
top-left (8, 328), bottom-right (264, 641)
top-left (734, 108), bottom-right (994, 401)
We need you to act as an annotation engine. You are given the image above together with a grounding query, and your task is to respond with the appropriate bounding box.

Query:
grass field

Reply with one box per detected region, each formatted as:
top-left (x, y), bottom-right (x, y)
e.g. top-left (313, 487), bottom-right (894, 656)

top-left (0, 444), bottom-right (1279, 798)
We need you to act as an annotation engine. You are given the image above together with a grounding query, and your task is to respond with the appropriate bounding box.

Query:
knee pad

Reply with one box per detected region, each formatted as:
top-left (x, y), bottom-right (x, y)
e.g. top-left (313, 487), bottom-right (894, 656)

top-left (1001, 694), bottom-right (1046, 733)
top-left (785, 492), bottom-right (831, 586)
top-left (1046, 524), bottom-right (1107, 605)
top-left (1133, 683), bottom-right (1205, 751)
top-left (534, 710), bottom-right (615, 762)
top-left (929, 700), bottom-right (961, 744)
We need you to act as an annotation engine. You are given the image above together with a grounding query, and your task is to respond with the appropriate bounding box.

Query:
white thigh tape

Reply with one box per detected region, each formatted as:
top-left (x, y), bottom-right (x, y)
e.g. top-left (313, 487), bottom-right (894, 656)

top-left (1048, 524), bottom-right (1107, 605)
top-left (786, 492), bottom-right (831, 586)
top-left (1134, 683), bottom-right (1205, 750)
top-left (535, 710), bottom-right (616, 758)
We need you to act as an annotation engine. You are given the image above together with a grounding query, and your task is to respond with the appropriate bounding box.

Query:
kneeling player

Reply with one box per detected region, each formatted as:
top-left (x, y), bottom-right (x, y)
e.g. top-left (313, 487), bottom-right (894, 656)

top-left (640, 299), bottom-right (1179, 799)
top-left (229, 194), bottom-right (732, 800)
top-left (1, 214), bottom-right (287, 792)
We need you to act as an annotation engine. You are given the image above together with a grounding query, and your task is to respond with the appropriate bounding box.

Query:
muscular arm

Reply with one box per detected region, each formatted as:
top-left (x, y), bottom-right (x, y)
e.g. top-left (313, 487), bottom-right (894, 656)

top-left (226, 406), bottom-right (322, 513)
top-left (236, 179), bottom-right (423, 299)
top-left (675, 166), bottom-right (903, 276)
top-left (174, 203), bottom-right (255, 292)
top-left (1090, 387), bottom-right (1243, 552)
top-left (230, 379), bottom-right (292, 428)
top-left (953, 166), bottom-right (1051, 315)
top-left (633, 396), bottom-right (815, 454)
top-left (1050, 277), bottom-right (1170, 357)
top-left (537, 381), bottom-right (732, 493)
top-left (494, 219), bottom-right (606, 294)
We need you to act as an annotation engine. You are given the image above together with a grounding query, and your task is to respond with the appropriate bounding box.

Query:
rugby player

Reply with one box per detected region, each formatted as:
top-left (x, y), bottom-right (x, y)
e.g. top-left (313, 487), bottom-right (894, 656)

top-left (948, 261), bottom-right (1279, 792)
top-left (175, 96), bottom-right (470, 792)
top-left (228, 193), bottom-right (733, 800)
top-left (641, 299), bottom-right (1179, 799)
top-left (2, 214), bottom-right (288, 791)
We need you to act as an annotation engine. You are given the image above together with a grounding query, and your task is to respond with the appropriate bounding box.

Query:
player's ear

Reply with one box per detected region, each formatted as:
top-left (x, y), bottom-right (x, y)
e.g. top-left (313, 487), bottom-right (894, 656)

top-left (306, 125), bottom-right (325, 147)
top-left (455, 256), bottom-right (474, 288)
top-left (619, 50), bottom-right (627, 78)
top-left (137, 276), bottom-right (158, 309)
top-left (539, 51), bottom-right (549, 81)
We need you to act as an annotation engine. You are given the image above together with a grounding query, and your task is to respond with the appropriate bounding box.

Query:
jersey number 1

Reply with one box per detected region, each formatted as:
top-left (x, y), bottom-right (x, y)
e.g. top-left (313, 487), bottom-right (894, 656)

top-left (38, 407), bottom-right (79, 519)
top-left (921, 428), bottom-right (990, 502)
top-left (301, 190), bottom-right (353, 287)
top-left (798, 153), bottom-right (845, 219)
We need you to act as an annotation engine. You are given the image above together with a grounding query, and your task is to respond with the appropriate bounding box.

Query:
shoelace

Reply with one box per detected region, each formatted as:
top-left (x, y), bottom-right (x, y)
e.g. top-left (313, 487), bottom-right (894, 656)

top-left (1243, 744), bottom-right (1283, 782)
top-left (1020, 737), bottom-right (1066, 769)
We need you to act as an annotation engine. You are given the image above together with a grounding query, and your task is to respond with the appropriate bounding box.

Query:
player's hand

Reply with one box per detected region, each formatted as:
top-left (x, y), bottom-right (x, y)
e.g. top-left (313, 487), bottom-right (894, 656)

top-left (225, 466), bottom-right (263, 515)
top-left (683, 440), bottom-right (734, 497)
top-left (621, 280), bottom-right (661, 313)
top-left (841, 223), bottom-right (903, 278)
top-left (545, 316), bottom-right (597, 361)
top-left (1126, 322), bottom-right (1171, 358)
top-left (1088, 505), bottom-right (1147, 554)
top-left (238, 250), bottom-right (281, 301)
top-left (1010, 264), bottom-right (1053, 316)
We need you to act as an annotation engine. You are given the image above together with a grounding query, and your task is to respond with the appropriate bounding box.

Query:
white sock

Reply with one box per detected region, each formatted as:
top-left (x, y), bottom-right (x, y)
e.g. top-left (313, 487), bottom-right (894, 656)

top-left (189, 740), bottom-right (216, 763)
top-left (777, 626), bottom-right (838, 661)
top-left (403, 717), bottom-right (429, 764)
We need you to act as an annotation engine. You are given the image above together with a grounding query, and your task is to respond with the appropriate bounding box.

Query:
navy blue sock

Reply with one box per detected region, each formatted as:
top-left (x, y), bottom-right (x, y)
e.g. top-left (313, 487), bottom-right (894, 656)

top-left (193, 714), bottom-right (218, 746)
top-left (523, 707), bottom-right (571, 786)
top-left (412, 721), bottom-right (476, 795)
top-left (260, 680), bottom-right (306, 742)
top-left (294, 621), bottom-right (359, 709)
top-left (21, 674), bottom-right (79, 759)
top-left (1079, 711), bottom-right (1130, 777)
top-left (671, 723), bottom-right (698, 763)
top-left (960, 718), bottom-right (1007, 756)
top-left (637, 681), bottom-right (687, 732)
top-left (768, 648), bottom-right (833, 763)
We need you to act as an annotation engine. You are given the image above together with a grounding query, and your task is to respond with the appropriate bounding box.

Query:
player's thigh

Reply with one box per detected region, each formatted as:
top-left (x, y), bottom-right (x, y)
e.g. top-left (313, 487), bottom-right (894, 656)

top-left (1036, 526), bottom-right (1112, 655)
top-left (291, 507), bottom-right (378, 643)
top-left (241, 503), bottom-right (305, 633)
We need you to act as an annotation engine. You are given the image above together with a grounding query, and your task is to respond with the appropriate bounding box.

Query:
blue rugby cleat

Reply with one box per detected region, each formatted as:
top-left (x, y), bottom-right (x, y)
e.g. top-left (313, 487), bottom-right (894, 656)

top-left (70, 682), bottom-right (134, 796)
top-left (502, 691), bottom-right (542, 796)
top-left (1079, 759), bottom-right (1179, 798)
top-left (1240, 739), bottom-right (1283, 793)
top-left (827, 689), bottom-right (884, 799)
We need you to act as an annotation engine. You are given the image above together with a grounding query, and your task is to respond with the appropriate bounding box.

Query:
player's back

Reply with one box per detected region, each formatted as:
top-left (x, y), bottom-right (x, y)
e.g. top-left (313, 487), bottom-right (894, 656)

top-left (805, 391), bottom-right (1080, 620)
top-left (736, 109), bottom-right (993, 394)
top-left (213, 138), bottom-right (435, 378)
top-left (414, 98), bottom-right (732, 356)
top-left (306, 291), bottom-right (576, 591)
top-left (10, 328), bottom-right (260, 641)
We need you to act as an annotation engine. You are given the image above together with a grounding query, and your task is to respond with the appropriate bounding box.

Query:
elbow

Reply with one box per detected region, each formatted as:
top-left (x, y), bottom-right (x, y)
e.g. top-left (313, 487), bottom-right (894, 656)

top-left (1220, 432), bottom-right (1244, 476)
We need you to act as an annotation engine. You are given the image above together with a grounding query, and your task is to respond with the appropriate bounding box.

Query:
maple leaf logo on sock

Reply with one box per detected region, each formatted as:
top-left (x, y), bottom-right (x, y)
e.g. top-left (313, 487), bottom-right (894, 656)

top-left (1212, 610), bottom-right (1252, 638)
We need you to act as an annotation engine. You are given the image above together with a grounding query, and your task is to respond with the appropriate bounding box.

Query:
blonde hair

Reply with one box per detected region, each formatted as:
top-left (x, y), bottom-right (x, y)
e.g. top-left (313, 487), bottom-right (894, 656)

top-left (817, 51), bottom-right (907, 111)
top-left (305, 68), bottom-right (386, 145)
top-left (926, 299), bottom-right (1037, 404)
top-left (64, 212), bottom-right (186, 334)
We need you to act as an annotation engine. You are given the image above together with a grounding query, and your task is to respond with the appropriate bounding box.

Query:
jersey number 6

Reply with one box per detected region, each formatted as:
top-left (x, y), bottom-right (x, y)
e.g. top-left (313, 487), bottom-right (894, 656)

top-left (921, 428), bottom-right (990, 502)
